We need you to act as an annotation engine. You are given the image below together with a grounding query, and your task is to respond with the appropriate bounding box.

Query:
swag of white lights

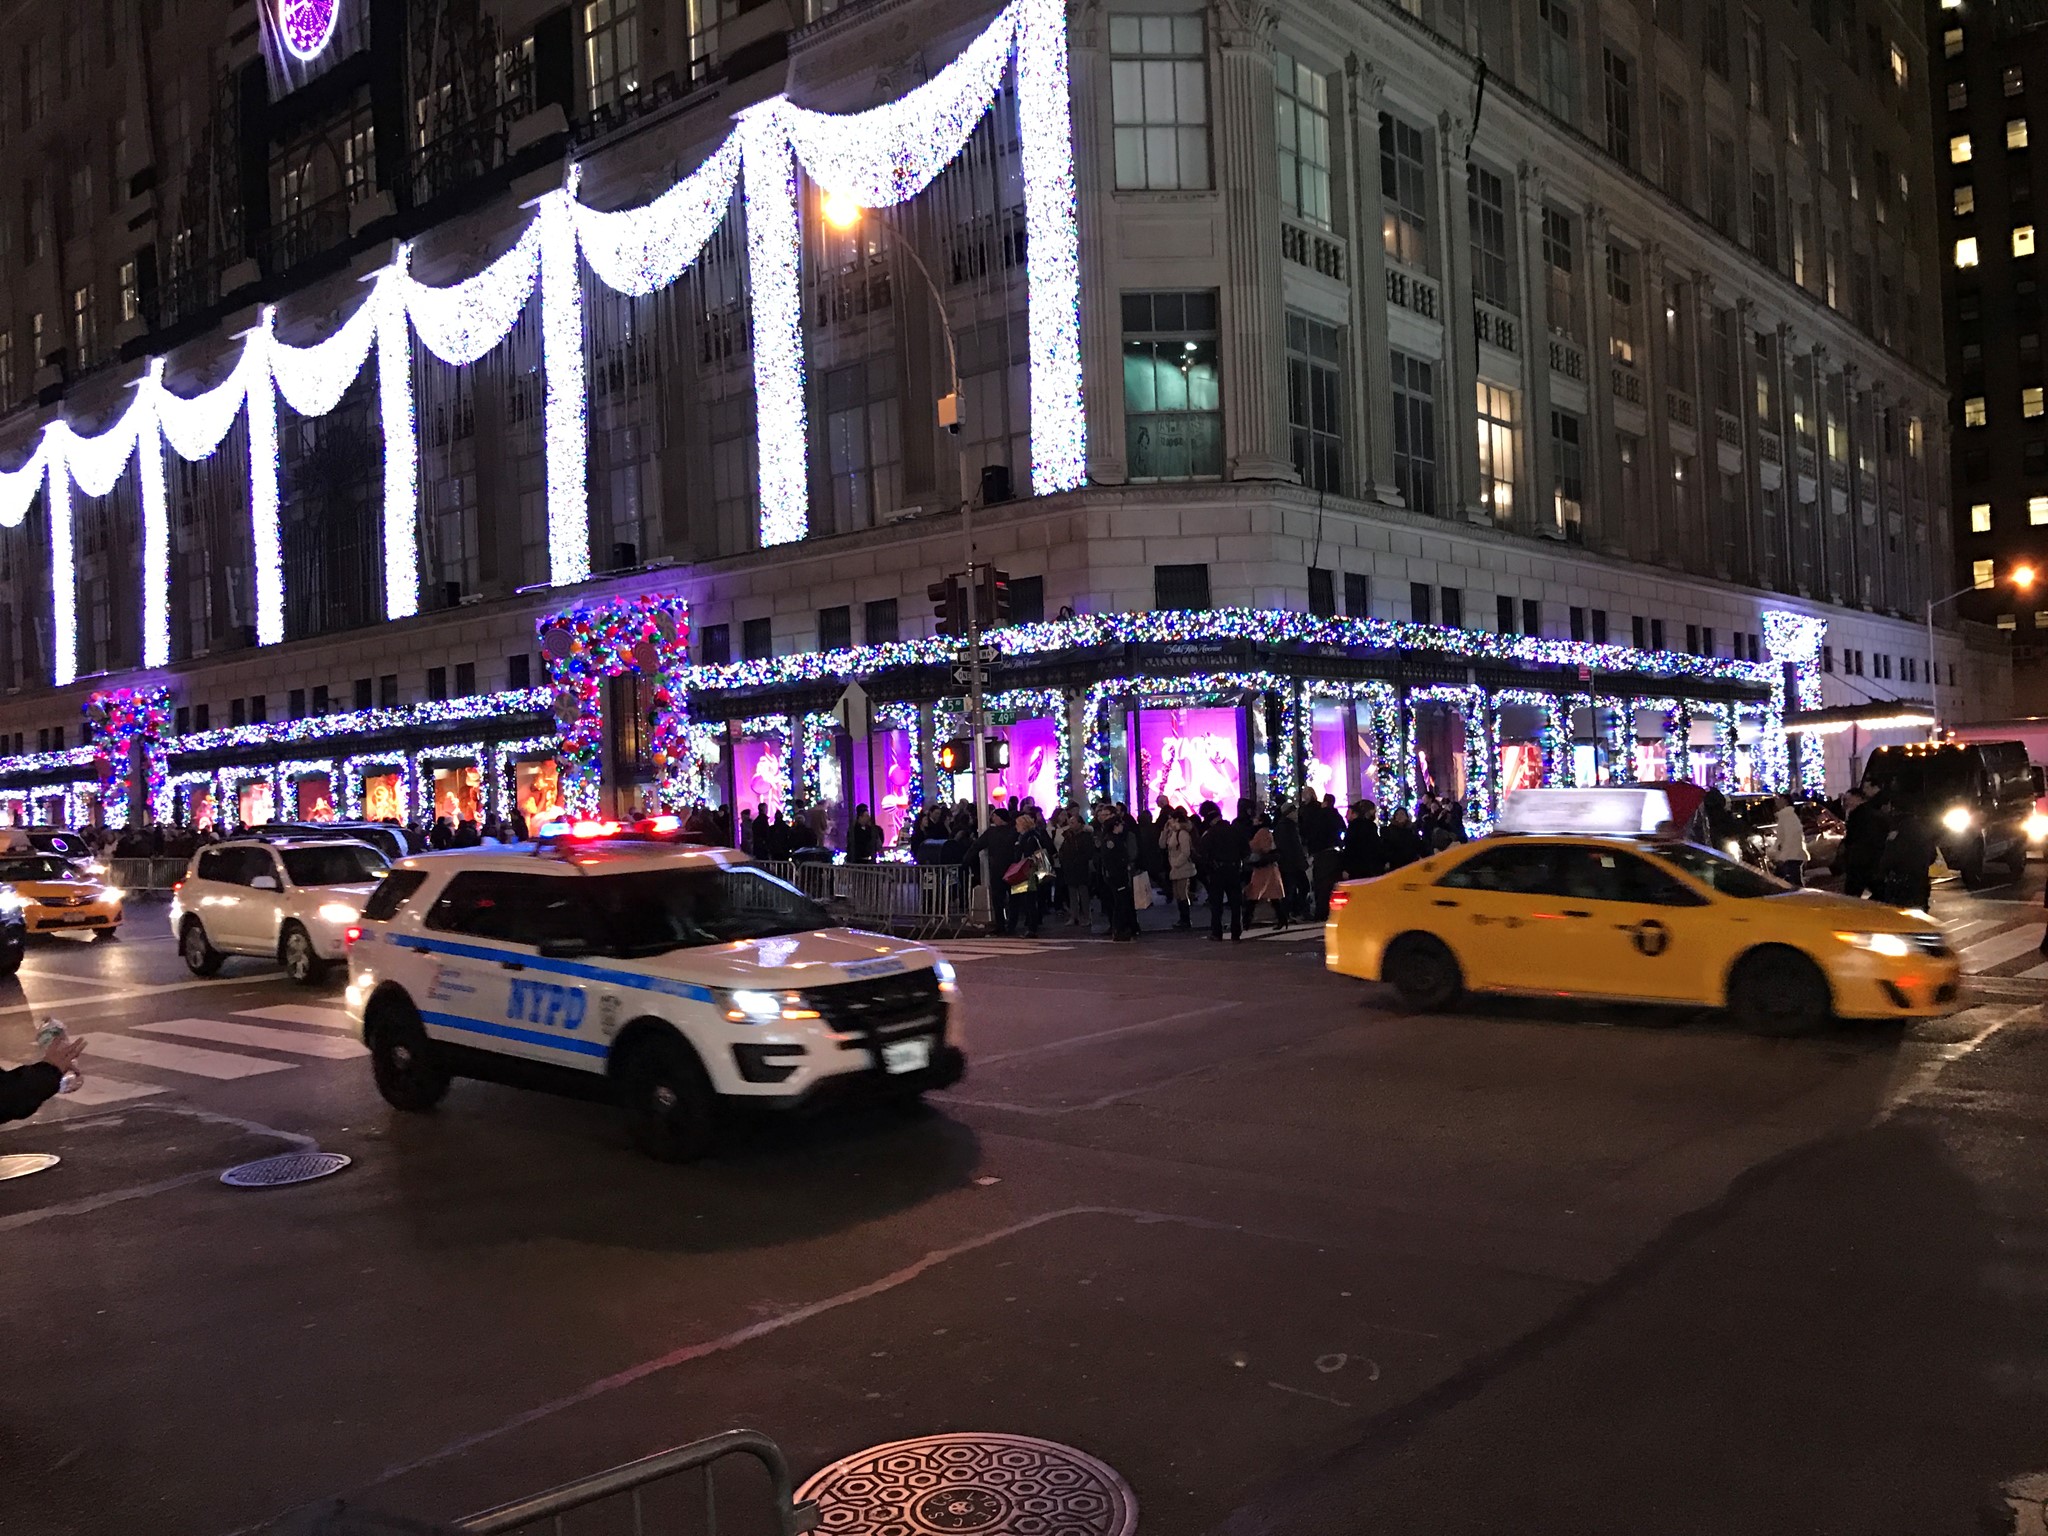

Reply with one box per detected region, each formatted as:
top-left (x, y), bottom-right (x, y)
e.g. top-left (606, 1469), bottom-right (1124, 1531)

top-left (0, 0), bottom-right (1082, 689)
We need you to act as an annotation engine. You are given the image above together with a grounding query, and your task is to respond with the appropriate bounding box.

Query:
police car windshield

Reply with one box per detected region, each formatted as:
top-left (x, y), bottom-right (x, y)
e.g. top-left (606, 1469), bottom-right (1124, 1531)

top-left (280, 844), bottom-right (389, 887)
top-left (0, 855), bottom-right (72, 881)
top-left (1650, 841), bottom-right (1787, 898)
top-left (579, 866), bottom-right (833, 954)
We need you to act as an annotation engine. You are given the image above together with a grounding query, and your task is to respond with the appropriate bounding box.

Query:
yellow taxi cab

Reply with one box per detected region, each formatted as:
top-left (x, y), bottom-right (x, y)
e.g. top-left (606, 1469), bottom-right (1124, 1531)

top-left (0, 851), bottom-right (124, 939)
top-left (1325, 788), bottom-right (1960, 1033)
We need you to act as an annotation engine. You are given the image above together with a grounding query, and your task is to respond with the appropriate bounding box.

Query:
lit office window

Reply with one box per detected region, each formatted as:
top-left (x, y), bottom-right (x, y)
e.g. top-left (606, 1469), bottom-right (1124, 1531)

top-left (1972, 502), bottom-right (1993, 532)
top-left (1974, 558), bottom-right (1996, 589)
top-left (2019, 225), bottom-right (2038, 256)
top-left (2027, 386), bottom-right (2045, 417)
top-left (1951, 133), bottom-right (1973, 162)
top-left (1965, 395), bottom-right (1988, 426)
top-left (2032, 495), bottom-right (2048, 524)
top-left (1956, 235), bottom-right (1980, 266)
top-left (1956, 185), bottom-right (1976, 215)
top-left (2011, 118), bottom-right (2031, 149)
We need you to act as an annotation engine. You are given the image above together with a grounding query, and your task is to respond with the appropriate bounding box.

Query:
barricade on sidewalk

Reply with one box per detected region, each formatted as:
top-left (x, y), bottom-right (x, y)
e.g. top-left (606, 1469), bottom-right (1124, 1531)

top-left (757, 858), bottom-right (972, 938)
top-left (104, 856), bottom-right (191, 894)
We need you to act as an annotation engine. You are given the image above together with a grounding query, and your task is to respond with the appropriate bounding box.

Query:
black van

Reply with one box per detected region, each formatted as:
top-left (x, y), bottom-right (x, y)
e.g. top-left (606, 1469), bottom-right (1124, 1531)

top-left (1861, 740), bottom-right (2043, 887)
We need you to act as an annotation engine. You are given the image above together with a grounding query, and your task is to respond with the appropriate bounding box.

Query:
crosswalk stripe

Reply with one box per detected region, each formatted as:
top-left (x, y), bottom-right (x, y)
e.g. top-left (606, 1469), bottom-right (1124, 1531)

top-left (86, 1033), bottom-right (294, 1080)
top-left (140, 1018), bottom-right (367, 1060)
top-left (61, 1075), bottom-right (165, 1107)
top-left (235, 1004), bottom-right (354, 1031)
top-left (1958, 927), bottom-right (2045, 972)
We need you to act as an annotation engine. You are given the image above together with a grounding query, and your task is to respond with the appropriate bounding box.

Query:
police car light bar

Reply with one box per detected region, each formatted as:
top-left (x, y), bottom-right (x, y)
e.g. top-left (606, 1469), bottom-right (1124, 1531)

top-left (1495, 787), bottom-right (1675, 836)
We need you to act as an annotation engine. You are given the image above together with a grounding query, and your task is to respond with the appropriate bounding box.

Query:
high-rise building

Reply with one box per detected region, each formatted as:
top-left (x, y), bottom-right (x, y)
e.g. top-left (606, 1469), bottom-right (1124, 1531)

top-left (0, 0), bottom-right (2003, 835)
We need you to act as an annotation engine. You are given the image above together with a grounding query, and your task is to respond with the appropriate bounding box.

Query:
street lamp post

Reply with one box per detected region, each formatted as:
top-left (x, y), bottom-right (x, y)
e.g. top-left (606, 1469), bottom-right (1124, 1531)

top-left (822, 194), bottom-right (990, 837)
top-left (1926, 564), bottom-right (2036, 728)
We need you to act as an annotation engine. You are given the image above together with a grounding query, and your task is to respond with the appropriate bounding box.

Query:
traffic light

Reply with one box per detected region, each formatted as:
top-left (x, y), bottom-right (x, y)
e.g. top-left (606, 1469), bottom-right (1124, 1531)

top-left (983, 737), bottom-right (1010, 770)
top-left (936, 737), bottom-right (973, 773)
top-left (928, 576), bottom-right (965, 638)
top-left (978, 566), bottom-right (1011, 627)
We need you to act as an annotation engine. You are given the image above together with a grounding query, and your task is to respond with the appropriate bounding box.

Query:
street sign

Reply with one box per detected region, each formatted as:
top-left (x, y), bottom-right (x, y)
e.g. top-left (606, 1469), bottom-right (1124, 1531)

top-left (833, 679), bottom-right (870, 742)
top-left (951, 664), bottom-right (978, 687)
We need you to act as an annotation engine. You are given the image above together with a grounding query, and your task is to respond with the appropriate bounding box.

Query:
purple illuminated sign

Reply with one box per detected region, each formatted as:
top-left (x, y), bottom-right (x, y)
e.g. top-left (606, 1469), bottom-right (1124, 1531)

top-left (992, 718), bottom-right (1061, 811)
top-left (279, 0), bottom-right (339, 60)
top-left (1133, 706), bottom-right (1243, 811)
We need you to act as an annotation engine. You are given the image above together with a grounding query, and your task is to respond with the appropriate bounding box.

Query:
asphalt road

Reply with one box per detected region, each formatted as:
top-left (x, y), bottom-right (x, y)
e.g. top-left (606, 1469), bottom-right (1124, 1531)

top-left (2, 890), bottom-right (2046, 1536)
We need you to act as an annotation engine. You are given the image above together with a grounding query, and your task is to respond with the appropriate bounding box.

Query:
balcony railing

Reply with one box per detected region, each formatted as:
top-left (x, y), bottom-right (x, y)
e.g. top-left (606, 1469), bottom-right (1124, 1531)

top-left (1759, 429), bottom-right (1783, 465)
top-left (1796, 444), bottom-right (1819, 480)
top-left (1280, 217), bottom-right (1348, 282)
top-left (1473, 298), bottom-right (1519, 354)
top-left (411, 51), bottom-right (542, 208)
top-left (1715, 408), bottom-right (1742, 446)
top-left (1385, 262), bottom-right (1440, 320)
top-left (1548, 334), bottom-right (1586, 380)
top-left (569, 64), bottom-right (710, 147)
top-left (1665, 388), bottom-right (1697, 428)
top-left (256, 191), bottom-right (353, 279)
top-left (1610, 364), bottom-right (1644, 405)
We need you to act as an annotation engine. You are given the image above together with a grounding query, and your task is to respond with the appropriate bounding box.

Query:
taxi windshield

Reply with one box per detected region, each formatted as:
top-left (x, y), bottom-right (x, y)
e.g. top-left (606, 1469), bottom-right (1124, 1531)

top-left (280, 844), bottom-right (390, 887)
top-left (1649, 841), bottom-right (1787, 898)
top-left (579, 865), bottom-right (833, 955)
top-left (0, 855), bottom-right (72, 881)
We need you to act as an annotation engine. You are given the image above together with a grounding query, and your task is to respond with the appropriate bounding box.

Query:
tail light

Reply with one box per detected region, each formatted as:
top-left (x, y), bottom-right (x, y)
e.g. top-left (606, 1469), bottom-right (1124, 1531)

top-left (171, 880), bottom-right (182, 894)
top-left (1328, 890), bottom-right (1350, 912)
top-left (344, 926), bottom-right (362, 945)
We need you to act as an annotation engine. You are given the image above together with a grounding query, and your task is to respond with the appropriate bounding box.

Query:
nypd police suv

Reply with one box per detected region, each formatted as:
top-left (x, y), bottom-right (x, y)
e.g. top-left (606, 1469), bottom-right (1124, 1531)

top-left (344, 831), bottom-right (964, 1159)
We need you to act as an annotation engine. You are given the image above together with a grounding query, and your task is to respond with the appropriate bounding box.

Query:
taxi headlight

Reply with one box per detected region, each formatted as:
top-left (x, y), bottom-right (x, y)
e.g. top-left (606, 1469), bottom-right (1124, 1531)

top-left (934, 958), bottom-right (958, 994)
top-left (1941, 806), bottom-right (1976, 835)
top-left (2027, 812), bottom-right (2048, 842)
top-left (316, 901), bottom-right (359, 924)
top-left (100, 886), bottom-right (123, 902)
top-left (1835, 930), bottom-right (1913, 958)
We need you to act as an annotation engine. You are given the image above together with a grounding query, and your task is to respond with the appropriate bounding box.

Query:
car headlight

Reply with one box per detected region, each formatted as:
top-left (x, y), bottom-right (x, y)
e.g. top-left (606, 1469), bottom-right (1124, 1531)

top-left (316, 901), bottom-right (359, 924)
top-left (2027, 812), bottom-right (2048, 842)
top-left (1941, 806), bottom-right (1976, 834)
top-left (100, 886), bottom-right (123, 902)
top-left (723, 988), bottom-right (821, 1023)
top-left (934, 958), bottom-right (958, 994)
top-left (1722, 840), bottom-right (1743, 857)
top-left (1835, 930), bottom-right (1913, 958)
top-left (0, 892), bottom-right (26, 912)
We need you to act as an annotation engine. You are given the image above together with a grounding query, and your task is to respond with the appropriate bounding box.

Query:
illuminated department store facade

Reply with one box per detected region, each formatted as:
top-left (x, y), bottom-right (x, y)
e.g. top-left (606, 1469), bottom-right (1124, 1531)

top-left (0, 0), bottom-right (2002, 842)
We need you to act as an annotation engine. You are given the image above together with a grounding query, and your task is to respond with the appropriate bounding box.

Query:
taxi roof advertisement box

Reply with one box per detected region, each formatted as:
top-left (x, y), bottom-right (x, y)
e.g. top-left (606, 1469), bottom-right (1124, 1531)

top-left (1496, 788), bottom-right (1675, 836)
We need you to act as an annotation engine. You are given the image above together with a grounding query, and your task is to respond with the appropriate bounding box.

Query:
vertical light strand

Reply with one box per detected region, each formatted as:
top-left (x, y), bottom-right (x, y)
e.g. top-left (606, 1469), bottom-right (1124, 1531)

top-left (539, 187), bottom-right (591, 585)
top-left (740, 105), bottom-right (809, 547)
top-left (46, 442), bottom-right (76, 686)
top-left (1015, 0), bottom-right (1086, 494)
top-left (245, 321), bottom-right (285, 646)
top-left (375, 274), bottom-right (420, 619)
top-left (139, 365), bottom-right (170, 667)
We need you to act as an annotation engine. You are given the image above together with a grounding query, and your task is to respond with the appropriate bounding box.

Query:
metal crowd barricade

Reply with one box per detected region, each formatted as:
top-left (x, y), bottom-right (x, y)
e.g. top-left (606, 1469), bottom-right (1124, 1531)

top-left (755, 857), bottom-right (972, 938)
top-left (458, 1430), bottom-right (819, 1535)
top-left (104, 856), bottom-right (192, 894)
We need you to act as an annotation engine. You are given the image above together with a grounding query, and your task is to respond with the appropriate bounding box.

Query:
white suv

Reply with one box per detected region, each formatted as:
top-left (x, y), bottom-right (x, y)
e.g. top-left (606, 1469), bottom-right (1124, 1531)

top-left (171, 838), bottom-right (390, 984)
top-left (343, 840), bottom-right (964, 1160)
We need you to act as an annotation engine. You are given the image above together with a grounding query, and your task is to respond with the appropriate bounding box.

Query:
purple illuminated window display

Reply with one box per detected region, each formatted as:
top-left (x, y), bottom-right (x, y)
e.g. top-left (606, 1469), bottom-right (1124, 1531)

top-left (992, 718), bottom-right (1062, 811)
top-left (1129, 706), bottom-right (1246, 812)
top-left (733, 738), bottom-right (789, 819)
top-left (849, 727), bottom-right (918, 850)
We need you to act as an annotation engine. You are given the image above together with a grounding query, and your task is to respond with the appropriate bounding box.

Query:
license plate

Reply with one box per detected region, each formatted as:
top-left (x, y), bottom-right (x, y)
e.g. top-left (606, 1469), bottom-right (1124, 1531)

top-left (880, 1037), bottom-right (932, 1074)
top-left (40, 916), bottom-right (93, 928)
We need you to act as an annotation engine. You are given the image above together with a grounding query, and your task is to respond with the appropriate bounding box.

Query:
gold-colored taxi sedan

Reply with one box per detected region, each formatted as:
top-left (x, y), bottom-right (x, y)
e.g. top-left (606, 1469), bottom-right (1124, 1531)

top-left (1325, 833), bottom-right (1959, 1033)
top-left (0, 852), bottom-right (123, 939)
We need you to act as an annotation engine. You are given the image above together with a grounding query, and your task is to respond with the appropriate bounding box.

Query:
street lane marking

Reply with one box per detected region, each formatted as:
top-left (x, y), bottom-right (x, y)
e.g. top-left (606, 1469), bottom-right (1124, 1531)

top-left (1958, 926), bottom-right (2045, 972)
top-left (59, 1075), bottom-right (165, 1107)
top-left (236, 1004), bottom-right (353, 1031)
top-left (86, 1033), bottom-right (294, 1079)
top-left (0, 973), bottom-right (289, 1017)
top-left (140, 1018), bottom-right (367, 1059)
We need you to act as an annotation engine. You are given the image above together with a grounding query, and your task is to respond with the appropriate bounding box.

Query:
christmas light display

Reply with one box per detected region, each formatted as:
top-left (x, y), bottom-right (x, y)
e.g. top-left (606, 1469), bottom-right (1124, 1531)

top-left (572, 137), bottom-right (742, 295)
top-left (1761, 609), bottom-right (1828, 794)
top-left (278, 0), bottom-right (340, 60)
top-left (1081, 672), bottom-right (1299, 805)
top-left (1488, 687), bottom-right (1566, 803)
top-left (340, 754), bottom-right (412, 821)
top-left (45, 457), bottom-right (76, 686)
top-left (538, 185), bottom-right (591, 587)
top-left (0, 438), bottom-right (46, 529)
top-left (738, 106), bottom-right (805, 549)
top-left (489, 736), bottom-right (560, 824)
top-left (87, 686), bottom-right (172, 828)
top-left (537, 594), bottom-right (692, 814)
top-left (156, 769), bottom-right (217, 825)
top-left (1015, 0), bottom-right (1086, 494)
top-left (136, 368), bottom-right (171, 667)
top-left (1406, 684), bottom-right (1492, 830)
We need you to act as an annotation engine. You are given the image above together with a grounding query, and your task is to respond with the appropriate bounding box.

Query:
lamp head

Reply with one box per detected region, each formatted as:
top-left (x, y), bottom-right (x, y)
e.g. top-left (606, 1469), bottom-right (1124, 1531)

top-left (823, 191), bottom-right (863, 230)
top-left (2017, 565), bottom-right (2038, 591)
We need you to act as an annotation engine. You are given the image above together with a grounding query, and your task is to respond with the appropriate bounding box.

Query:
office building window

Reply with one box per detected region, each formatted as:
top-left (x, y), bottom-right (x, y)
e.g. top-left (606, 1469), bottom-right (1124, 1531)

top-left (2020, 225), bottom-right (2039, 256)
top-left (1956, 184), bottom-right (1975, 215)
top-left (1703, 0), bottom-right (1730, 74)
top-left (1603, 47), bottom-right (1635, 165)
top-left (1008, 577), bottom-right (1044, 625)
top-left (1633, 614), bottom-right (1648, 648)
top-left (1607, 242), bottom-right (1638, 365)
top-left (1524, 599), bottom-right (1543, 636)
top-left (2009, 65), bottom-right (2025, 95)
top-left (1344, 572), bottom-right (1371, 617)
top-left (2013, 118), bottom-right (2032, 150)
top-left (1110, 15), bottom-right (1210, 190)
top-left (1441, 587), bottom-right (1464, 627)
top-left (454, 662), bottom-right (474, 696)
top-left (426, 667), bottom-right (447, 701)
top-left (1275, 52), bottom-right (1331, 229)
top-left (863, 599), bottom-right (898, 646)
top-left (69, 284), bottom-right (94, 368)
top-left (821, 356), bottom-right (903, 533)
top-left (580, 0), bottom-right (639, 115)
top-left (818, 605), bottom-right (852, 651)
top-left (1309, 566), bottom-right (1336, 618)
top-left (2028, 387), bottom-right (2045, 418)
top-left (1972, 501), bottom-right (1993, 532)
top-left (1945, 26), bottom-right (1963, 56)
top-left (1390, 349), bottom-right (1438, 516)
top-left (1745, 19), bottom-right (1769, 113)
top-left (699, 625), bottom-right (730, 666)
top-left (1570, 605), bottom-right (1587, 640)
top-left (1550, 409), bottom-right (1584, 535)
top-left (1707, 134), bottom-right (1736, 236)
top-left (1285, 311), bottom-right (1345, 492)
top-left (1973, 558), bottom-right (1996, 588)
top-left (1154, 563), bottom-right (1211, 611)
top-left (741, 617), bottom-right (772, 661)
top-left (1475, 381), bottom-right (1518, 522)
top-left (1543, 207), bottom-right (1579, 334)
top-left (1123, 291), bottom-right (1222, 480)
top-left (1379, 112), bottom-right (1429, 266)
top-left (1539, 0), bottom-right (1576, 118)
top-left (2031, 495), bottom-right (2048, 524)
top-left (1956, 236), bottom-right (1979, 267)
top-left (1951, 133), bottom-right (1973, 164)
top-left (1751, 172), bottom-right (1777, 265)
top-left (1468, 162), bottom-right (1513, 306)
top-left (1411, 582), bottom-right (1433, 623)
top-left (1950, 81), bottom-right (1969, 112)
top-left (1497, 594), bottom-right (1516, 633)
top-left (1659, 91), bottom-right (1690, 203)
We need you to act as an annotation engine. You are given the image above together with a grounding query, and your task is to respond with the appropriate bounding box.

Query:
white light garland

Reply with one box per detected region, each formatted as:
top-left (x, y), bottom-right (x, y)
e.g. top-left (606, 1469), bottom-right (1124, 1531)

top-left (1016, 0), bottom-right (1087, 494)
top-left (246, 318), bottom-right (285, 645)
top-left (45, 464), bottom-right (75, 685)
top-left (538, 186), bottom-right (592, 585)
top-left (401, 227), bottom-right (541, 364)
top-left (740, 105), bottom-right (807, 548)
top-left (572, 136), bottom-right (742, 295)
top-left (0, 440), bottom-right (47, 529)
top-left (374, 275), bottom-right (419, 620)
top-left (267, 295), bottom-right (379, 416)
top-left (137, 367), bottom-right (171, 668)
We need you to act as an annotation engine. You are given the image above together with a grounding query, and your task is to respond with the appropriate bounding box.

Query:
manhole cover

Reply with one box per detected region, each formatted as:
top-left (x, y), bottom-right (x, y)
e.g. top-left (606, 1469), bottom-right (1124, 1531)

top-left (220, 1151), bottom-right (351, 1188)
top-left (0, 1153), bottom-right (59, 1181)
top-left (797, 1433), bottom-right (1136, 1536)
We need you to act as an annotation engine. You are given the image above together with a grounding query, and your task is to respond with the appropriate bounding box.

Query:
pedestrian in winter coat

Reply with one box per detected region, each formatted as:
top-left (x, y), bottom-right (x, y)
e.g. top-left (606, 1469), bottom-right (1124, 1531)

top-left (1161, 811), bottom-right (1198, 929)
top-left (1097, 814), bottom-right (1138, 941)
top-left (848, 804), bottom-right (881, 862)
top-left (975, 815), bottom-right (1020, 935)
top-left (1198, 809), bottom-right (1249, 940)
top-left (1246, 816), bottom-right (1289, 928)
top-left (1344, 801), bottom-right (1384, 879)
top-left (1006, 811), bottom-right (1055, 937)
top-left (1381, 807), bottom-right (1424, 869)
top-left (1059, 819), bottom-right (1097, 928)
top-left (1770, 795), bottom-right (1809, 886)
top-left (1840, 786), bottom-right (1889, 898)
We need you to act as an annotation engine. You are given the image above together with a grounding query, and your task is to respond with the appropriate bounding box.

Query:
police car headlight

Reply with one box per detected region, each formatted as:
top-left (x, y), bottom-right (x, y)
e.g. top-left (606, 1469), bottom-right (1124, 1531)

top-left (316, 901), bottom-right (359, 924)
top-left (934, 958), bottom-right (958, 994)
top-left (1835, 930), bottom-right (1912, 958)
top-left (2027, 812), bottom-right (2048, 842)
top-left (724, 989), bottom-right (822, 1023)
top-left (1942, 806), bottom-right (1976, 834)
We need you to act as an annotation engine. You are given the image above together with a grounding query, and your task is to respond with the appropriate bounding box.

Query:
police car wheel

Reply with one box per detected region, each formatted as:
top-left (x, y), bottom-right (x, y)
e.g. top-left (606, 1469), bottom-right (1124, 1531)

top-left (181, 920), bottom-right (224, 977)
top-left (1729, 947), bottom-right (1832, 1037)
top-left (619, 1032), bottom-right (718, 1163)
top-left (281, 924), bottom-right (326, 986)
top-left (1384, 933), bottom-right (1463, 1011)
top-left (0, 945), bottom-right (21, 976)
top-left (368, 999), bottom-right (450, 1112)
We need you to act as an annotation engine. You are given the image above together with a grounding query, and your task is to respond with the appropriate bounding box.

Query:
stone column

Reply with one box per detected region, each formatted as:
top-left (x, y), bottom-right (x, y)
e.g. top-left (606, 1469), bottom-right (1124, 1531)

top-left (1733, 296), bottom-right (1764, 589)
top-left (1583, 204), bottom-right (1620, 556)
top-left (1638, 241), bottom-right (1672, 570)
top-left (1213, 0), bottom-right (1296, 482)
top-left (1688, 268), bottom-right (1717, 580)
top-left (1517, 163), bottom-right (1553, 541)
top-left (1437, 109), bottom-right (1478, 520)
top-left (1345, 56), bottom-right (1401, 503)
top-left (1774, 322), bottom-right (1801, 591)
top-left (1839, 364), bottom-right (1864, 608)
top-left (1809, 343), bottom-right (1836, 602)
top-left (1072, 5), bottom-right (1127, 485)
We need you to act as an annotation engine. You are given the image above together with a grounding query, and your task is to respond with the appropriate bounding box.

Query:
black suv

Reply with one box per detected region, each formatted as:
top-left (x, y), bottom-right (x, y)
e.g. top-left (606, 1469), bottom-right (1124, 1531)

top-left (1862, 740), bottom-right (2042, 887)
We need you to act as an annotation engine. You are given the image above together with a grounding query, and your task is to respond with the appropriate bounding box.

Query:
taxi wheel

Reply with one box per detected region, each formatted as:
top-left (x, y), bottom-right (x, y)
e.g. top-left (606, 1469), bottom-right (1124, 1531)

top-left (1729, 947), bottom-right (1833, 1036)
top-left (1383, 933), bottom-right (1463, 1011)
top-left (180, 920), bottom-right (224, 977)
top-left (368, 998), bottom-right (450, 1112)
top-left (619, 1031), bottom-right (718, 1163)
top-left (280, 924), bottom-right (327, 986)
top-left (92, 926), bottom-right (118, 942)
